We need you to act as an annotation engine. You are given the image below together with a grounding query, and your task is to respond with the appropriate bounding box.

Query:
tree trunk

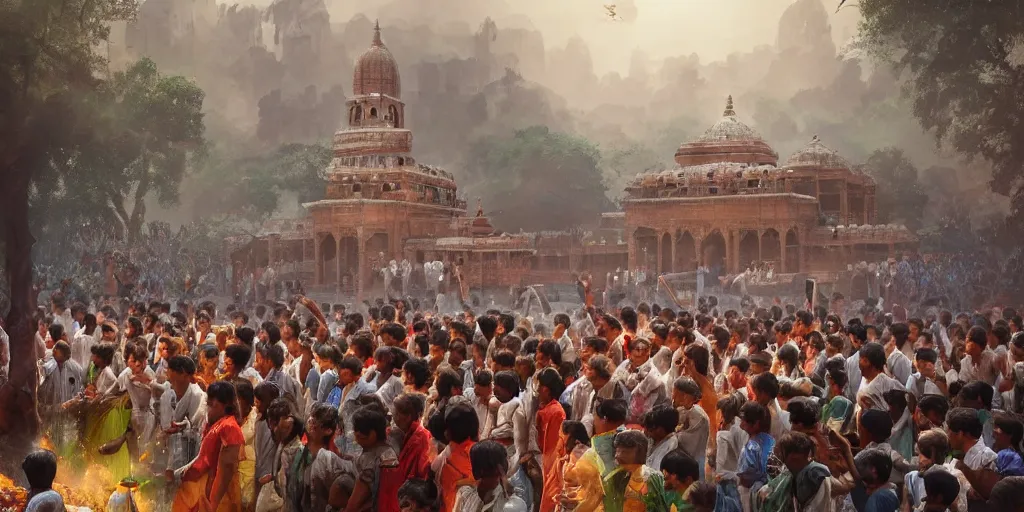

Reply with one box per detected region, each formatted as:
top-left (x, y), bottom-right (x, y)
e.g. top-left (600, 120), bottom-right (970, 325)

top-left (0, 160), bottom-right (41, 457)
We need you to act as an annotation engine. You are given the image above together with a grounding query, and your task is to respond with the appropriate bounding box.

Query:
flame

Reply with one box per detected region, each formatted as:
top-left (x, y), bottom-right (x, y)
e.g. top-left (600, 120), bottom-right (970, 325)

top-left (38, 435), bottom-right (56, 452)
top-left (1, 461), bottom-right (154, 511)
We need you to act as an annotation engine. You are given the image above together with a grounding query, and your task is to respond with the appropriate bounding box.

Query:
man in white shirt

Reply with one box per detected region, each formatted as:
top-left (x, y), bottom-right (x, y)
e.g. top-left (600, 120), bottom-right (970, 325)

top-left (552, 313), bottom-right (577, 365)
top-left (857, 342), bottom-right (904, 413)
top-left (905, 348), bottom-right (945, 398)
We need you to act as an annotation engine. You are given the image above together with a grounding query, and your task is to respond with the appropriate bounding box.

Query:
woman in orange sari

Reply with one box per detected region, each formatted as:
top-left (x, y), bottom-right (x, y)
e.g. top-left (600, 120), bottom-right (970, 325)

top-left (173, 381), bottom-right (244, 512)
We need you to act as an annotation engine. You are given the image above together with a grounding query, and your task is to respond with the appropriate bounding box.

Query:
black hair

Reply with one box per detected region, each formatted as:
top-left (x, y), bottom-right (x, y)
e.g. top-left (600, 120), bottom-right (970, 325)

top-left (393, 392), bottom-right (427, 419)
top-left (859, 342), bottom-right (886, 371)
top-left (537, 339), bottom-right (563, 366)
top-left (739, 401), bottom-right (771, 432)
top-left (612, 429), bottom-right (649, 461)
top-left (254, 381), bottom-right (281, 409)
top-left (776, 431), bottom-right (815, 457)
top-left (207, 381), bottom-right (238, 417)
top-left (224, 344), bottom-right (251, 371)
top-left (536, 366), bottom-right (566, 398)
top-left (595, 398), bottom-right (628, 423)
top-left (620, 307), bottom-right (638, 332)
top-left (777, 343), bottom-right (799, 369)
top-left (90, 342), bottom-right (116, 366)
top-left (473, 368), bottom-right (494, 388)
top-left (258, 342), bottom-right (286, 368)
top-left (960, 380), bottom-right (994, 410)
top-left (47, 323), bottom-right (64, 343)
top-left (860, 409), bottom-right (895, 442)
top-left (435, 367), bottom-right (463, 398)
top-left (966, 326), bottom-right (987, 348)
top-left (493, 370), bottom-right (521, 398)
top-left (403, 358), bottom-right (431, 388)
top-left (22, 449), bottom-right (58, 490)
top-left (338, 355), bottom-right (364, 376)
top-left (444, 403), bottom-right (480, 443)
top-left (351, 405), bottom-right (387, 441)
top-left (397, 479), bottom-right (438, 512)
top-left (751, 372), bottom-right (780, 399)
top-left (234, 379), bottom-right (255, 408)
top-left (469, 440), bottom-right (509, 479)
top-left (316, 343), bottom-right (343, 367)
top-left (673, 376), bottom-right (702, 399)
top-left (660, 448), bottom-right (699, 481)
top-left (477, 315), bottom-right (498, 341)
top-left (728, 357), bottom-right (750, 373)
top-left (643, 405), bottom-right (680, 433)
top-left (786, 397), bottom-right (821, 428)
top-left (236, 326), bottom-right (256, 346)
top-left (923, 470), bottom-right (960, 507)
top-left (947, 407), bottom-right (984, 439)
top-left (918, 394), bottom-right (950, 419)
top-left (683, 343), bottom-right (710, 376)
top-left (380, 322), bottom-right (407, 343)
top-left (167, 354), bottom-right (196, 375)
top-left (994, 411), bottom-right (1024, 452)
top-left (562, 420), bottom-right (590, 447)
top-left (856, 448), bottom-right (893, 485)
top-left (915, 347), bottom-right (937, 364)
top-left (826, 367), bottom-right (848, 390)
top-left (492, 349), bottom-right (517, 369)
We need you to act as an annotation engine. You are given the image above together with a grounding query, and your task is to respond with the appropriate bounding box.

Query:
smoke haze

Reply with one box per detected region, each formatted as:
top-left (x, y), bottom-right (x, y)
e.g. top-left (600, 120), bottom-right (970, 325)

top-left (114, 0), bottom-right (1003, 233)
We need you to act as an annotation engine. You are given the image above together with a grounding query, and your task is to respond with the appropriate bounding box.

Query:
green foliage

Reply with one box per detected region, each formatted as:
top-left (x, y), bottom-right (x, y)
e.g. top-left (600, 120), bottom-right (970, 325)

top-left (191, 143), bottom-right (331, 223)
top-left (857, 0), bottom-right (1024, 224)
top-left (465, 126), bottom-right (612, 232)
top-left (865, 147), bottom-right (928, 230)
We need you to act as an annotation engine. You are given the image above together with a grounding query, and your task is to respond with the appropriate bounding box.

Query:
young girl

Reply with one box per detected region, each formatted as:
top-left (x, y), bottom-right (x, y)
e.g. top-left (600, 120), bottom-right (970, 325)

top-left (737, 401), bottom-right (774, 512)
top-left (195, 344), bottom-right (220, 391)
top-left (83, 342), bottom-right (131, 480)
top-left (535, 368), bottom-right (566, 512)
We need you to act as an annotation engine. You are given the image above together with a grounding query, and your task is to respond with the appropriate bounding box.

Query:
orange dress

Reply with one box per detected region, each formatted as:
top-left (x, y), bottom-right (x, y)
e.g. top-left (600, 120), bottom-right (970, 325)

top-left (537, 400), bottom-right (567, 512)
top-left (172, 415), bottom-right (244, 512)
top-left (435, 439), bottom-right (475, 512)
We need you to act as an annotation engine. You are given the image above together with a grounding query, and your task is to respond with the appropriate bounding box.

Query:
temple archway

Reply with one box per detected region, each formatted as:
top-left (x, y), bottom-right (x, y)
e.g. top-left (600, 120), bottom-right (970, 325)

top-left (674, 231), bottom-right (696, 272)
top-left (701, 231), bottom-right (727, 279)
top-left (660, 233), bottom-right (672, 274)
top-left (738, 231), bottom-right (760, 270)
top-left (339, 236), bottom-right (359, 291)
top-left (321, 234), bottom-right (337, 284)
top-left (634, 228), bottom-right (658, 272)
top-left (785, 229), bottom-right (800, 273)
top-left (760, 229), bottom-right (781, 267)
top-left (366, 233), bottom-right (390, 287)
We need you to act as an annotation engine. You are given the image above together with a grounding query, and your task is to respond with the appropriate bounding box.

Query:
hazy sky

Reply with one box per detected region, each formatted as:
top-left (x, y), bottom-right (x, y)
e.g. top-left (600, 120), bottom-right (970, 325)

top-left (285, 0), bottom-right (863, 74)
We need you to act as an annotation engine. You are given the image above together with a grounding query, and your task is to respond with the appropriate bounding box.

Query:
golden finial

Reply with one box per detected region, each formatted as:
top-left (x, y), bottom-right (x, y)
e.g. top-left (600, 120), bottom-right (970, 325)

top-left (372, 19), bottom-right (382, 46)
top-left (476, 198), bottom-right (484, 217)
top-left (723, 95), bottom-right (735, 116)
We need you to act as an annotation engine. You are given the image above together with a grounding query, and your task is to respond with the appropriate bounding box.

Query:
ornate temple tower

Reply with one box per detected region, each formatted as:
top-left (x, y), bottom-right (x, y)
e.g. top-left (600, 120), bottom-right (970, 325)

top-left (347, 21), bottom-right (405, 130)
top-left (304, 22), bottom-right (465, 299)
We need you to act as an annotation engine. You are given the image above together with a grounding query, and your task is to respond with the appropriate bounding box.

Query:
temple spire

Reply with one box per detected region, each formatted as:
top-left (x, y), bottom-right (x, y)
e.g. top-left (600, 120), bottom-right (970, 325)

top-left (723, 95), bottom-right (735, 116)
top-left (372, 19), bottom-right (382, 46)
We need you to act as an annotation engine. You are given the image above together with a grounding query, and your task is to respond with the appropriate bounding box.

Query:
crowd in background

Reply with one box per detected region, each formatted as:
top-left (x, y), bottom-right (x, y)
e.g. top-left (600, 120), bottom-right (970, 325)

top-left (4, 280), bottom-right (1024, 512)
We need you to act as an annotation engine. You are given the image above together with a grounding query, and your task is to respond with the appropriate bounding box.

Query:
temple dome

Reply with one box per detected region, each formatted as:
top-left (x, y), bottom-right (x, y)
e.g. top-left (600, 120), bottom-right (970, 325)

top-left (784, 136), bottom-right (851, 169)
top-left (675, 96), bottom-right (778, 167)
top-left (353, 21), bottom-right (401, 98)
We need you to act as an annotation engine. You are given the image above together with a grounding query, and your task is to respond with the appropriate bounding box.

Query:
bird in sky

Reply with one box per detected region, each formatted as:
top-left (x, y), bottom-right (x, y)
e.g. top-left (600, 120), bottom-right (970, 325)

top-left (604, 4), bottom-right (621, 21)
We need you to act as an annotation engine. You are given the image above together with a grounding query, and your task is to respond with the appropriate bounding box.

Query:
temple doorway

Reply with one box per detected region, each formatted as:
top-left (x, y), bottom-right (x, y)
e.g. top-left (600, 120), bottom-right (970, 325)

top-left (738, 231), bottom-right (759, 270)
top-left (634, 228), bottom-right (658, 272)
top-left (674, 231), bottom-right (696, 272)
top-left (760, 229), bottom-right (781, 267)
top-left (320, 234), bottom-right (336, 284)
top-left (660, 233), bottom-right (672, 274)
top-left (701, 231), bottom-right (727, 283)
top-left (785, 229), bottom-right (800, 273)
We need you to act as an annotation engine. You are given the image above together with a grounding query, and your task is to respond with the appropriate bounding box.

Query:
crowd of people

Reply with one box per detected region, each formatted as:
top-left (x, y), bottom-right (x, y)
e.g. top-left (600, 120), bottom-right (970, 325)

top-left (4, 281), bottom-right (1024, 512)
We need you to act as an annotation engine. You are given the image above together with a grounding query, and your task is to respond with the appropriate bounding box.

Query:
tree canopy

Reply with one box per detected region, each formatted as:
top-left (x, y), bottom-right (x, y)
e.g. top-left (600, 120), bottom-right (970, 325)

top-left (865, 147), bottom-right (928, 230)
top-left (465, 126), bottom-right (613, 232)
top-left (857, 0), bottom-right (1024, 233)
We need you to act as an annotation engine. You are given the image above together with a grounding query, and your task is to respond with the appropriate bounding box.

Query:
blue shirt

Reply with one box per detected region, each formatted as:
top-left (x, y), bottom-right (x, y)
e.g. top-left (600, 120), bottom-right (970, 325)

top-left (864, 488), bottom-right (899, 512)
top-left (737, 432), bottom-right (774, 489)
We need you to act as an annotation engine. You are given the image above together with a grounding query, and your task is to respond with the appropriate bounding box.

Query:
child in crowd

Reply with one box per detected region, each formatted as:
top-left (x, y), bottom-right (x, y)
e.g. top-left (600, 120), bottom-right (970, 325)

top-left (642, 405), bottom-right (680, 470)
top-left (661, 448), bottom-right (703, 511)
top-left (855, 448), bottom-right (899, 512)
top-left (672, 376), bottom-right (710, 480)
top-left (737, 401), bottom-right (774, 512)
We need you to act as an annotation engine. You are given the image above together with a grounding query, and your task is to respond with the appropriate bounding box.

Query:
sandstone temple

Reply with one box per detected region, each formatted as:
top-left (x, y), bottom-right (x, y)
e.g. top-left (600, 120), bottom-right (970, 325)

top-left (227, 23), bottom-right (918, 302)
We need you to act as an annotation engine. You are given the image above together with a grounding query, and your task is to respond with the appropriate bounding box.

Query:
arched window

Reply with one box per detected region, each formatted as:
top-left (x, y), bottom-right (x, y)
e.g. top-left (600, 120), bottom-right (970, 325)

top-left (352, 106), bottom-right (362, 124)
top-left (352, 183), bottom-right (362, 193)
top-left (388, 105), bottom-right (399, 127)
top-left (370, 107), bottom-right (378, 118)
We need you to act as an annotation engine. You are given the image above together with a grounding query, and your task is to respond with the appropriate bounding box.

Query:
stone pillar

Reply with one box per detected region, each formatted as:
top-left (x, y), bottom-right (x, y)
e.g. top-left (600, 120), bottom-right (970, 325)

top-left (656, 234), bottom-right (663, 275)
top-left (336, 235), bottom-right (344, 295)
top-left (798, 231), bottom-right (806, 272)
top-left (626, 228), bottom-right (637, 273)
top-left (670, 233), bottom-right (676, 274)
top-left (779, 229), bottom-right (787, 273)
top-left (313, 235), bottom-right (322, 285)
top-left (356, 228), bottom-right (366, 303)
top-left (728, 230), bottom-right (739, 274)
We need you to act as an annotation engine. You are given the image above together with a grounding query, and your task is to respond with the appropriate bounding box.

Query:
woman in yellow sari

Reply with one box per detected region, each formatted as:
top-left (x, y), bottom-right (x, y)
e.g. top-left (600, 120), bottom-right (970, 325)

top-left (83, 343), bottom-right (132, 481)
